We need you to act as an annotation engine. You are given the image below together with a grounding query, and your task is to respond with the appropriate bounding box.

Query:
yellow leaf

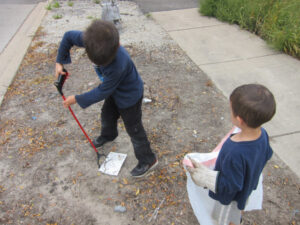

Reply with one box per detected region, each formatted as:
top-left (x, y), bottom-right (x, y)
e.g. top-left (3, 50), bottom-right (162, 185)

top-left (123, 178), bottom-right (128, 184)
top-left (143, 206), bottom-right (147, 211)
top-left (136, 188), bottom-right (140, 195)
top-left (152, 203), bottom-right (156, 209)
top-left (274, 165), bottom-right (279, 169)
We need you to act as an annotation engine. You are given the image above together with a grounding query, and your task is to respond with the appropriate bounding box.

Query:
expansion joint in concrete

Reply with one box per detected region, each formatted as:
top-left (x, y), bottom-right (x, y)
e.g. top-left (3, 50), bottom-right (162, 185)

top-left (168, 24), bottom-right (225, 33)
top-left (270, 130), bottom-right (300, 139)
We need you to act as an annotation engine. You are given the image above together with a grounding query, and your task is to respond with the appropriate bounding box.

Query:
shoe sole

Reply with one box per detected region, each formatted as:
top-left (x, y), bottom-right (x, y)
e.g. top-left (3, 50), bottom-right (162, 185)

top-left (131, 160), bottom-right (158, 178)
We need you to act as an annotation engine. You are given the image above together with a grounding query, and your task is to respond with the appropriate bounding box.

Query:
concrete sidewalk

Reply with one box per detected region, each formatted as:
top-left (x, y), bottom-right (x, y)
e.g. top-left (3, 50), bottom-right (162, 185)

top-left (0, 2), bottom-right (47, 106)
top-left (152, 8), bottom-right (300, 178)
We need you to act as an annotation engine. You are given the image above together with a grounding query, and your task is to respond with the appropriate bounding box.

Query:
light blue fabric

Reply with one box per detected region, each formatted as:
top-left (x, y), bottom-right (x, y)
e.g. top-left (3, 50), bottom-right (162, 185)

top-left (94, 66), bottom-right (104, 82)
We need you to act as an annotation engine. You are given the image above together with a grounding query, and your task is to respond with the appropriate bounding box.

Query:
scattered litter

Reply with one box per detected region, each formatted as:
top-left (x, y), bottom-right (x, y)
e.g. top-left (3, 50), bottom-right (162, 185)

top-left (193, 130), bottom-right (197, 138)
top-left (99, 152), bottom-right (127, 176)
top-left (32, 116), bottom-right (37, 120)
top-left (114, 205), bottom-right (127, 213)
top-left (143, 97), bottom-right (152, 103)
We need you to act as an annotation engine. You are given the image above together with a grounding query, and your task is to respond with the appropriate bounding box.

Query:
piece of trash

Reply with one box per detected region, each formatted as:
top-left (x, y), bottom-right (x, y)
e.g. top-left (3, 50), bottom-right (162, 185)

top-left (274, 165), bottom-right (279, 169)
top-left (193, 130), bottom-right (197, 138)
top-left (32, 116), bottom-right (37, 120)
top-left (99, 152), bottom-right (127, 176)
top-left (143, 97), bottom-right (152, 103)
top-left (114, 205), bottom-right (126, 213)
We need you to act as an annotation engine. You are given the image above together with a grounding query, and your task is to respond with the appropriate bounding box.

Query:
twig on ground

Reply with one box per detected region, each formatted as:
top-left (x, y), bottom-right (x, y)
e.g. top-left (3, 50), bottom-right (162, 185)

top-left (148, 197), bottom-right (165, 222)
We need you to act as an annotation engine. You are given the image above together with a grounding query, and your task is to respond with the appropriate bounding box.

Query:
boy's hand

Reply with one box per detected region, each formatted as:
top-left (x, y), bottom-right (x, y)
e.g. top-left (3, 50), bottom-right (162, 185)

top-left (55, 63), bottom-right (66, 78)
top-left (186, 156), bottom-right (218, 193)
top-left (63, 95), bottom-right (76, 108)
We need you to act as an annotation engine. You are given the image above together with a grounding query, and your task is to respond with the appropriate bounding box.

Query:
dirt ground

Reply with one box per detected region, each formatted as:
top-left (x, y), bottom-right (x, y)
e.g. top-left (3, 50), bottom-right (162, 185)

top-left (0, 1), bottom-right (299, 225)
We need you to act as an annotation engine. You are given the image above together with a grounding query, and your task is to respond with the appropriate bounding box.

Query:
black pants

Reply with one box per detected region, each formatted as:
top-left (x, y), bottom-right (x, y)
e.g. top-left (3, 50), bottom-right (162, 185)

top-left (100, 96), bottom-right (155, 165)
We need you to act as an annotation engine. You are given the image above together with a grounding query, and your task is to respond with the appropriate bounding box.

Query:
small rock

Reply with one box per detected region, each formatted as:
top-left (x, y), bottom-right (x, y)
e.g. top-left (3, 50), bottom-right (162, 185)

top-left (114, 205), bottom-right (126, 213)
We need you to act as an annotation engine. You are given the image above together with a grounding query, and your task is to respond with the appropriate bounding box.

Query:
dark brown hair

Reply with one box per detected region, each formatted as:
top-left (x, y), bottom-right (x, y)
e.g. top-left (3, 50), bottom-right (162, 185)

top-left (230, 84), bottom-right (276, 128)
top-left (83, 20), bottom-right (119, 66)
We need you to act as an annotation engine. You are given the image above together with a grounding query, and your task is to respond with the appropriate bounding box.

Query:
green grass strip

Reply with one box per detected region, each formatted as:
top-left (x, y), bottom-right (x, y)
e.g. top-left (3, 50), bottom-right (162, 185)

top-left (200, 0), bottom-right (300, 58)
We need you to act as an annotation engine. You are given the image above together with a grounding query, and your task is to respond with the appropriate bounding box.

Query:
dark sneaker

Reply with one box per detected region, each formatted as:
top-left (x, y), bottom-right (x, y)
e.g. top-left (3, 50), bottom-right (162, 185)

top-left (130, 159), bottom-right (158, 178)
top-left (92, 136), bottom-right (116, 148)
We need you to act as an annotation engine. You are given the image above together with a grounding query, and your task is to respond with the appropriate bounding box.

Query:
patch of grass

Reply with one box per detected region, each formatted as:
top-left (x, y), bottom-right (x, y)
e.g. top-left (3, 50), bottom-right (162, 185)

top-left (87, 16), bottom-right (99, 20)
top-left (52, 1), bottom-right (60, 8)
top-left (200, 0), bottom-right (300, 58)
top-left (93, 0), bottom-right (100, 4)
top-left (53, 14), bottom-right (63, 20)
top-left (45, 4), bottom-right (52, 10)
top-left (145, 13), bottom-right (152, 19)
top-left (67, 1), bottom-right (74, 7)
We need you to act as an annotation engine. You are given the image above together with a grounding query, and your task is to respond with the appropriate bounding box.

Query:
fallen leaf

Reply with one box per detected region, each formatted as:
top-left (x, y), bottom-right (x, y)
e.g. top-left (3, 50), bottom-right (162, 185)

top-left (123, 178), bottom-right (128, 184)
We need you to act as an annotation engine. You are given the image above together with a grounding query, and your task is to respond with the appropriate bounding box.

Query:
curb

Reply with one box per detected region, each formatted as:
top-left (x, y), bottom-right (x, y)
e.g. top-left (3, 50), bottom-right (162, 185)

top-left (0, 2), bottom-right (47, 108)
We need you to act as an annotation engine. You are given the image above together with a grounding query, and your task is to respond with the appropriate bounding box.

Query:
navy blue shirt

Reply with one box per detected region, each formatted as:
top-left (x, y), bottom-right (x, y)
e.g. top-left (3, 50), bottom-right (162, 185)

top-left (56, 30), bottom-right (144, 109)
top-left (209, 128), bottom-right (273, 210)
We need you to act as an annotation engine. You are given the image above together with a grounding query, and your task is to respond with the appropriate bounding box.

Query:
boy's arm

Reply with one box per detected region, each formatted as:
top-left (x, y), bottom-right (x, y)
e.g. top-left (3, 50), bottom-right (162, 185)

top-left (56, 30), bottom-right (84, 65)
top-left (75, 69), bottom-right (123, 108)
top-left (215, 155), bottom-right (244, 195)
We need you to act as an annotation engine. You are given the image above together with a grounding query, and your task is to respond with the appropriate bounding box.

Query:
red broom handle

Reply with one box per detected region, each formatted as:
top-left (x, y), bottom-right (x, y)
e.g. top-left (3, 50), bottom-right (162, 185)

top-left (62, 95), bottom-right (99, 153)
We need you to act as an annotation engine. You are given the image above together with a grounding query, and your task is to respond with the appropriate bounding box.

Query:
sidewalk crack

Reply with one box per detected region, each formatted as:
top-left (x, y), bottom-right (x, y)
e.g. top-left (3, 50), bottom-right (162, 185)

top-left (270, 131), bottom-right (300, 139)
top-left (168, 24), bottom-right (225, 32)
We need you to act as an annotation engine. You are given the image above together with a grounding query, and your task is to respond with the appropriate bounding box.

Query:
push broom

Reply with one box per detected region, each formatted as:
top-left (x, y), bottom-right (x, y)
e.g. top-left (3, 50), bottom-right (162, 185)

top-left (54, 69), bottom-right (104, 168)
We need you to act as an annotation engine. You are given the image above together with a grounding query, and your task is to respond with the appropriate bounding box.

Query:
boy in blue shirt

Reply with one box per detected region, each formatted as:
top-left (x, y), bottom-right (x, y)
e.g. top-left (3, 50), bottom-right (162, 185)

top-left (55, 20), bottom-right (157, 177)
top-left (187, 84), bottom-right (276, 224)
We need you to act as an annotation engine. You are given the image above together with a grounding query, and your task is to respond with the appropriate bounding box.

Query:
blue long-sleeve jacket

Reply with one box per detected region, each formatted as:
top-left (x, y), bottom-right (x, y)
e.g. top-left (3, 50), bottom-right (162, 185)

top-left (209, 128), bottom-right (273, 210)
top-left (56, 30), bottom-right (143, 109)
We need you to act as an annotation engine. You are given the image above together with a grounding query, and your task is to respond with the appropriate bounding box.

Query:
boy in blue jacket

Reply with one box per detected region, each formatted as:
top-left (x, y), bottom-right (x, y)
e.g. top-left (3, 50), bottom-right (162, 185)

top-left (187, 84), bottom-right (276, 224)
top-left (55, 20), bottom-right (157, 177)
